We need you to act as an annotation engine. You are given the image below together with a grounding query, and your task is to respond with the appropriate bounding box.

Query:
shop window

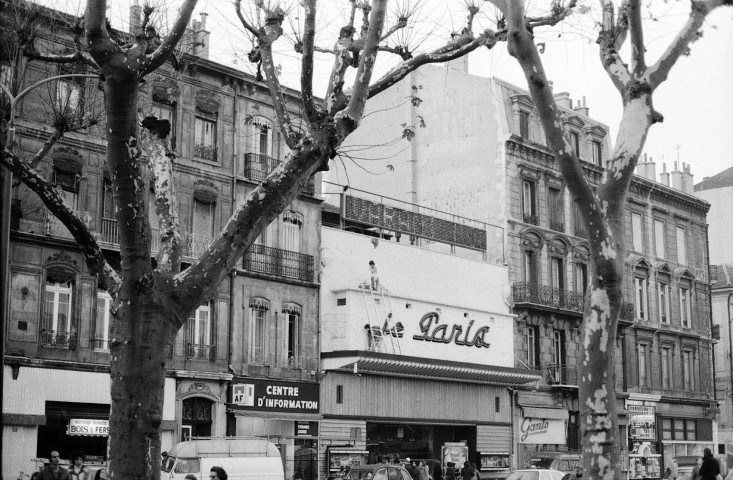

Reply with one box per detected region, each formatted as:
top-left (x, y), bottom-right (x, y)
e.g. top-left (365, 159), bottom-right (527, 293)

top-left (182, 397), bottom-right (212, 440)
top-left (663, 418), bottom-right (704, 441)
top-left (592, 140), bottom-right (603, 166)
top-left (194, 109), bottom-right (217, 161)
top-left (519, 110), bottom-right (530, 139)
top-left (654, 220), bottom-right (665, 259)
top-left (94, 291), bottom-right (112, 351)
top-left (521, 179), bottom-right (537, 224)
top-left (526, 325), bottom-right (540, 369)
top-left (42, 280), bottom-right (74, 348)
top-left (249, 298), bottom-right (270, 364)
top-left (37, 401), bottom-right (110, 460)
top-left (676, 226), bottom-right (687, 265)
top-left (631, 212), bottom-right (643, 253)
top-left (187, 302), bottom-right (214, 361)
top-left (283, 303), bottom-right (301, 368)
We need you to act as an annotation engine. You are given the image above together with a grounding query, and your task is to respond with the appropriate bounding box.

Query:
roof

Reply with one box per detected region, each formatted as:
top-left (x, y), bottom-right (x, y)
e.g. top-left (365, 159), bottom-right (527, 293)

top-left (695, 166), bottom-right (733, 191)
top-left (322, 351), bottom-right (542, 385)
top-left (710, 264), bottom-right (733, 288)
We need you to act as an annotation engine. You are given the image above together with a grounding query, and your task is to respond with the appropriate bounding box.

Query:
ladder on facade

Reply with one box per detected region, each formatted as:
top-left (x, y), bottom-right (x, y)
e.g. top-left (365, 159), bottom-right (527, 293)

top-left (361, 285), bottom-right (401, 355)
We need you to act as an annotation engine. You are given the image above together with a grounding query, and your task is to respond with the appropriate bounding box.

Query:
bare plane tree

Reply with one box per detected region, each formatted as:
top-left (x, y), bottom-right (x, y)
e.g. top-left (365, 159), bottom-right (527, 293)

top-left (2, 0), bottom-right (575, 477)
top-left (489, 0), bottom-right (731, 478)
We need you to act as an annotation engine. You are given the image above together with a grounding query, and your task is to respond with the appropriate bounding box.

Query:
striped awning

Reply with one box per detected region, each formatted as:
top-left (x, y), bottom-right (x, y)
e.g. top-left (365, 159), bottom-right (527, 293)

top-left (323, 351), bottom-right (542, 385)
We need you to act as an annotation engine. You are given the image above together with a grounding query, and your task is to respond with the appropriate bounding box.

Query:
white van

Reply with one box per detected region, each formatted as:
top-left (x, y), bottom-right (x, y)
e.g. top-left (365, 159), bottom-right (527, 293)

top-left (160, 437), bottom-right (284, 480)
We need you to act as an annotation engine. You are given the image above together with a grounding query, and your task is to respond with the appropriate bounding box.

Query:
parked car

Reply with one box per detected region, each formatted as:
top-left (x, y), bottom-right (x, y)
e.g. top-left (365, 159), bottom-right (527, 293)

top-left (506, 469), bottom-right (565, 480)
top-left (525, 453), bottom-right (582, 474)
top-left (347, 464), bottom-right (413, 480)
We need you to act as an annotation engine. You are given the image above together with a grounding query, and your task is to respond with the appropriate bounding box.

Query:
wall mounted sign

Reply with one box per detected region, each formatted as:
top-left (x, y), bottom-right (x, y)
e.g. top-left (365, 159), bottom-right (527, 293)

top-left (518, 417), bottom-right (566, 444)
top-left (231, 378), bottom-right (319, 414)
top-left (413, 312), bottom-right (491, 348)
top-left (67, 419), bottom-right (109, 436)
top-left (295, 421), bottom-right (319, 437)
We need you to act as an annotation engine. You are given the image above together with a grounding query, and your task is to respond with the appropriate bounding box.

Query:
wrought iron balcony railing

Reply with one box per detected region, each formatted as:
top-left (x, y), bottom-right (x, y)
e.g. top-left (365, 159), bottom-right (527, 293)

top-left (41, 330), bottom-right (76, 349)
top-left (186, 343), bottom-right (216, 361)
top-left (512, 282), bottom-right (585, 314)
top-left (245, 352), bottom-right (317, 370)
top-left (243, 243), bottom-right (314, 282)
top-left (99, 218), bottom-right (161, 252)
top-left (546, 363), bottom-right (578, 386)
top-left (243, 153), bottom-right (315, 195)
top-left (619, 302), bottom-right (635, 324)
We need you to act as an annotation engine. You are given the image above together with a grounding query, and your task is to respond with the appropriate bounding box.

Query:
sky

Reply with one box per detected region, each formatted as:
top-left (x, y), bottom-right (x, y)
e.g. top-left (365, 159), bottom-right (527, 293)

top-left (38, 0), bottom-right (733, 182)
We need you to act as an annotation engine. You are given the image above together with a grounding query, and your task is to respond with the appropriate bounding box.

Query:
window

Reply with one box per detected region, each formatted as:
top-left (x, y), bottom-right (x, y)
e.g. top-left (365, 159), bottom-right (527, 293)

top-left (151, 93), bottom-right (177, 149)
top-left (522, 179), bottom-right (537, 224)
top-left (573, 201), bottom-right (587, 238)
top-left (281, 211), bottom-right (302, 253)
top-left (283, 303), bottom-right (301, 367)
top-left (187, 303), bottom-right (213, 360)
top-left (634, 277), bottom-right (648, 321)
top-left (657, 282), bottom-right (670, 324)
top-left (631, 212), bottom-right (643, 252)
top-left (661, 347), bottom-right (672, 389)
top-left (257, 124), bottom-right (273, 156)
top-left (654, 220), bottom-right (665, 259)
top-left (551, 257), bottom-right (565, 290)
top-left (682, 350), bottom-right (694, 390)
top-left (336, 385), bottom-right (344, 404)
top-left (551, 329), bottom-right (567, 383)
top-left (592, 140), bottom-right (602, 166)
top-left (676, 227), bottom-right (687, 265)
top-left (191, 199), bottom-right (215, 256)
top-left (679, 287), bottom-right (691, 328)
top-left (519, 110), bottom-right (530, 139)
top-left (94, 292), bottom-right (112, 350)
top-left (249, 298), bottom-right (270, 364)
top-left (53, 168), bottom-right (79, 210)
top-left (526, 325), bottom-right (540, 368)
top-left (43, 281), bottom-right (73, 347)
top-left (56, 79), bottom-right (81, 113)
top-left (569, 131), bottom-right (580, 157)
top-left (638, 343), bottom-right (648, 386)
top-left (194, 109), bottom-right (217, 161)
top-left (574, 263), bottom-right (588, 295)
top-left (524, 250), bottom-right (538, 284)
top-left (663, 419), bottom-right (705, 441)
top-left (548, 187), bottom-right (564, 231)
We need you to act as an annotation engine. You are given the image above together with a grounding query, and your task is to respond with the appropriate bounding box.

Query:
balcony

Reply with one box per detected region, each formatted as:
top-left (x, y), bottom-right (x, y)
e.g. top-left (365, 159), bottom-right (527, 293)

top-left (243, 153), bottom-right (315, 195)
top-left (41, 330), bottom-right (76, 349)
top-left (512, 282), bottom-right (585, 315)
top-left (618, 302), bottom-right (635, 326)
top-left (546, 363), bottom-right (578, 386)
top-left (246, 352), bottom-right (317, 370)
top-left (186, 343), bottom-right (216, 361)
top-left (99, 218), bottom-right (161, 252)
top-left (243, 243), bottom-right (314, 282)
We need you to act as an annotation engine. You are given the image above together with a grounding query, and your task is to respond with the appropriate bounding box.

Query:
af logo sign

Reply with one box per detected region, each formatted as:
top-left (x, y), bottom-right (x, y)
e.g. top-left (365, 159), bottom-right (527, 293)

top-left (232, 383), bottom-right (255, 406)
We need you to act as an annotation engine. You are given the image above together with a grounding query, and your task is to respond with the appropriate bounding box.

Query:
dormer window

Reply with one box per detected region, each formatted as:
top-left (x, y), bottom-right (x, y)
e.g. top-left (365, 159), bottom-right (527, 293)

top-left (519, 110), bottom-right (530, 139)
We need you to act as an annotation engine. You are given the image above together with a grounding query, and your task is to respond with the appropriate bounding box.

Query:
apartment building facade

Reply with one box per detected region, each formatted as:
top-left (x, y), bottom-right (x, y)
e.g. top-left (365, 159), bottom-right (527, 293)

top-left (1, 4), bottom-right (320, 479)
top-left (329, 64), bottom-right (717, 473)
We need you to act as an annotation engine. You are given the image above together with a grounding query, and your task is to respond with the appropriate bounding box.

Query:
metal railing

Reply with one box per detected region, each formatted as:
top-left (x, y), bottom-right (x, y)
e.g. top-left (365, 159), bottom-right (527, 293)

top-left (41, 330), bottom-right (76, 349)
top-left (619, 302), bottom-right (635, 323)
top-left (512, 282), bottom-right (585, 313)
top-left (243, 244), bottom-right (314, 282)
top-left (186, 343), bottom-right (216, 361)
top-left (546, 363), bottom-right (578, 386)
top-left (246, 352), bottom-right (317, 370)
top-left (99, 218), bottom-right (160, 252)
top-left (243, 153), bottom-right (315, 195)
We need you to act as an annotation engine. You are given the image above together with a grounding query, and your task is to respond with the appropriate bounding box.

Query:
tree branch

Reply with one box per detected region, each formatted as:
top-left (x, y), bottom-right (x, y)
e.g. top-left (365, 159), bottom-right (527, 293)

top-left (141, 0), bottom-right (198, 76)
top-left (84, 0), bottom-right (119, 61)
top-left (235, 0), bottom-right (262, 37)
top-left (140, 119), bottom-right (183, 273)
top-left (27, 128), bottom-right (63, 170)
top-left (626, 0), bottom-right (645, 76)
top-left (647, 0), bottom-right (727, 90)
top-left (2, 147), bottom-right (121, 297)
top-left (597, 0), bottom-right (632, 93)
top-left (300, 0), bottom-right (320, 126)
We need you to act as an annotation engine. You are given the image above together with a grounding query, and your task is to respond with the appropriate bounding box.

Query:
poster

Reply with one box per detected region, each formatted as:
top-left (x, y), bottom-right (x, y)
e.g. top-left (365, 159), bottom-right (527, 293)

top-left (441, 443), bottom-right (468, 470)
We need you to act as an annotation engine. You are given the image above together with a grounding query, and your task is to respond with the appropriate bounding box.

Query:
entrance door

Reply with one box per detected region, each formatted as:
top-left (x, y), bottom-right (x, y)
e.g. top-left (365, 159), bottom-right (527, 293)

top-left (182, 397), bottom-right (213, 440)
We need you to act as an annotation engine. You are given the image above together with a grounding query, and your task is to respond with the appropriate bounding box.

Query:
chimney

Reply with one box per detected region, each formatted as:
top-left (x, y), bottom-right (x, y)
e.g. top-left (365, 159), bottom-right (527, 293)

top-left (554, 92), bottom-right (572, 109)
top-left (191, 13), bottom-right (211, 59)
top-left (671, 161), bottom-right (683, 190)
top-left (574, 96), bottom-right (589, 116)
top-left (647, 156), bottom-right (656, 182)
top-left (680, 162), bottom-right (694, 194)
top-left (129, 0), bottom-right (142, 35)
top-left (636, 153), bottom-right (649, 179)
top-left (659, 163), bottom-right (670, 186)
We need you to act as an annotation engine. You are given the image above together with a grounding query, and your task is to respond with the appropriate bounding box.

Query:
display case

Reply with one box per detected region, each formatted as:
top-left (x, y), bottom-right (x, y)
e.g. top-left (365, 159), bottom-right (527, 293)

top-left (479, 453), bottom-right (510, 471)
top-left (628, 454), bottom-right (661, 479)
top-left (327, 447), bottom-right (369, 472)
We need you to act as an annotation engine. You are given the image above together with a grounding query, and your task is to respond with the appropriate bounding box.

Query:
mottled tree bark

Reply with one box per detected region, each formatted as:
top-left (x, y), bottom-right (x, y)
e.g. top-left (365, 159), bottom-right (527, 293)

top-left (499, 1), bottom-right (730, 478)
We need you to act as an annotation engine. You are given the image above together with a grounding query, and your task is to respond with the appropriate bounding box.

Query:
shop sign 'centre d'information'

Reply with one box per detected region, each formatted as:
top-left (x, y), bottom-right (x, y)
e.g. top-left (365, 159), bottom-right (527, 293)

top-left (231, 378), bottom-right (319, 414)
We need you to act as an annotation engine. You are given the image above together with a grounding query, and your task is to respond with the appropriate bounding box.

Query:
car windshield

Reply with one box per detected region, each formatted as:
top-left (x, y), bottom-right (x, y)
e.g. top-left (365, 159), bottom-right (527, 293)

top-left (528, 459), bottom-right (553, 468)
top-left (506, 472), bottom-right (540, 480)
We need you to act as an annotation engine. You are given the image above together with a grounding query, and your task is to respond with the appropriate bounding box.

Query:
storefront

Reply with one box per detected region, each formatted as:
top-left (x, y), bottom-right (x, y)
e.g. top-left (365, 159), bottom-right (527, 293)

top-left (228, 377), bottom-right (321, 480)
top-left (515, 404), bottom-right (570, 468)
top-left (627, 400), bottom-right (661, 480)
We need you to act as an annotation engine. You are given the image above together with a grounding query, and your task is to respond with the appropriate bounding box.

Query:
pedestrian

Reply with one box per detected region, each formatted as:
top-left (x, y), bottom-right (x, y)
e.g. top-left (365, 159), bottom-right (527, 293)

top-left (470, 463), bottom-right (480, 480)
top-left (69, 451), bottom-right (90, 480)
top-left (700, 448), bottom-right (720, 480)
top-left (418, 461), bottom-right (430, 480)
top-left (671, 459), bottom-right (679, 480)
top-left (459, 461), bottom-right (474, 480)
top-left (209, 466), bottom-right (228, 480)
top-left (39, 451), bottom-right (70, 480)
top-left (404, 459), bottom-right (415, 479)
top-left (445, 463), bottom-right (456, 480)
top-left (368, 261), bottom-right (380, 291)
top-left (344, 466), bottom-right (352, 480)
top-left (561, 466), bottom-right (583, 480)
top-left (692, 458), bottom-right (703, 480)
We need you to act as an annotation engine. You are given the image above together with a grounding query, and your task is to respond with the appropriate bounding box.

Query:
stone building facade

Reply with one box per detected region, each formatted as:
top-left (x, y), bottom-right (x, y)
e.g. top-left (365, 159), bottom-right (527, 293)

top-left (329, 64), bottom-right (717, 473)
top-left (1, 3), bottom-right (320, 479)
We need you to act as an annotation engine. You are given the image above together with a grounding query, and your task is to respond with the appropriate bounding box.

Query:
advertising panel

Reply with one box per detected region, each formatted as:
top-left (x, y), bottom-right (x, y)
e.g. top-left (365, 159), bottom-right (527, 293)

top-left (67, 418), bottom-right (109, 436)
top-left (231, 378), bottom-right (319, 414)
top-left (327, 448), bottom-right (369, 472)
top-left (517, 418), bottom-right (566, 444)
top-left (441, 443), bottom-right (469, 471)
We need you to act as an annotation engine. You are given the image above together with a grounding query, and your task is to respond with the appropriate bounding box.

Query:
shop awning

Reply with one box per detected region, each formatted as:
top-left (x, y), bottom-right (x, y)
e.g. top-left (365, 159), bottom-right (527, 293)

top-left (322, 351), bottom-right (542, 385)
top-left (520, 406), bottom-right (569, 420)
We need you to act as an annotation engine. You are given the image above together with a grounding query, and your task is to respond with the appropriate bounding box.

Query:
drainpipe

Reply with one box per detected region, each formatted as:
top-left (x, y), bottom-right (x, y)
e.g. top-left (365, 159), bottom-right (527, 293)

top-left (705, 224), bottom-right (717, 401)
top-left (728, 293), bottom-right (733, 400)
top-left (508, 387), bottom-right (517, 470)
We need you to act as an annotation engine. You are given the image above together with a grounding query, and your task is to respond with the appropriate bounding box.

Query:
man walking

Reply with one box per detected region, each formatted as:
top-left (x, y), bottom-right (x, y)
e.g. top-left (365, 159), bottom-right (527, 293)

top-left (699, 448), bottom-right (720, 480)
top-left (39, 451), bottom-right (70, 480)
